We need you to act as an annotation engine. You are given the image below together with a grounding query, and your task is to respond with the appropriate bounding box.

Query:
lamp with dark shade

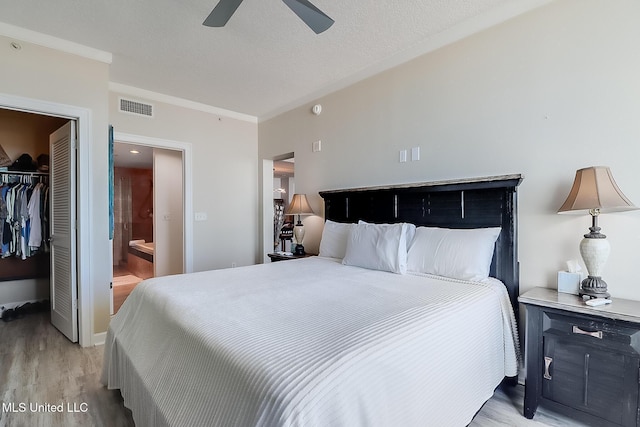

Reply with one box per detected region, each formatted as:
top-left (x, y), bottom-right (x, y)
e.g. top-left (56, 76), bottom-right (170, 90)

top-left (558, 166), bottom-right (637, 299)
top-left (285, 194), bottom-right (315, 255)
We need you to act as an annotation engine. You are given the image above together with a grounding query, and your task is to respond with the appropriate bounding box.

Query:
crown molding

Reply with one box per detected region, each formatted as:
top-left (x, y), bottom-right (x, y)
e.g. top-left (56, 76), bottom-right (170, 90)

top-left (109, 82), bottom-right (257, 124)
top-left (0, 22), bottom-right (112, 64)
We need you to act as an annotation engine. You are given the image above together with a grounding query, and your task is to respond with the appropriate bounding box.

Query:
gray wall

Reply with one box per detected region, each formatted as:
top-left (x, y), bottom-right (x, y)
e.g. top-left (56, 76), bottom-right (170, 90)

top-left (259, 0), bottom-right (640, 300)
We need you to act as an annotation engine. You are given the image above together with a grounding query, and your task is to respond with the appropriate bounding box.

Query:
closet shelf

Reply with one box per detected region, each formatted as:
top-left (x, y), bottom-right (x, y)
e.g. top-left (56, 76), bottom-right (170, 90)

top-left (0, 253), bottom-right (50, 282)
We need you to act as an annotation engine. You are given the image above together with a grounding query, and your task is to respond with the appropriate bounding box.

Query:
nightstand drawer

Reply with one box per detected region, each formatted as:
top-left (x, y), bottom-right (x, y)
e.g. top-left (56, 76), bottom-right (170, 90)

top-left (544, 311), bottom-right (640, 354)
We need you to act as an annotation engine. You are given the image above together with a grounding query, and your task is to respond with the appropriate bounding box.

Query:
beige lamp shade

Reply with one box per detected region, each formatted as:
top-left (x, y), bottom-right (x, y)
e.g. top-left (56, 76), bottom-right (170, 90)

top-left (558, 166), bottom-right (636, 214)
top-left (285, 194), bottom-right (315, 216)
top-left (285, 194), bottom-right (314, 255)
top-left (557, 166), bottom-right (637, 298)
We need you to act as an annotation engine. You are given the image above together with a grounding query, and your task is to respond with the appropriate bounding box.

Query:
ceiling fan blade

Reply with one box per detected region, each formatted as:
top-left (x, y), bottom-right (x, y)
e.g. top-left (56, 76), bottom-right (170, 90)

top-left (203, 0), bottom-right (244, 27)
top-left (282, 0), bottom-right (334, 34)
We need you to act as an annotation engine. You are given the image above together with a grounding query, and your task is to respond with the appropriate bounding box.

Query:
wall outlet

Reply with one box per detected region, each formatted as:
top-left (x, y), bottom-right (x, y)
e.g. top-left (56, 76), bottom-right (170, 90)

top-left (231, 262), bottom-right (237, 268)
top-left (195, 212), bottom-right (207, 221)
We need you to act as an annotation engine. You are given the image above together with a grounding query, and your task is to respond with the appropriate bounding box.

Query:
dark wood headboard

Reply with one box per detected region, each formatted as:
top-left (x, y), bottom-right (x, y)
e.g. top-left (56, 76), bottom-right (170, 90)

top-left (319, 174), bottom-right (523, 313)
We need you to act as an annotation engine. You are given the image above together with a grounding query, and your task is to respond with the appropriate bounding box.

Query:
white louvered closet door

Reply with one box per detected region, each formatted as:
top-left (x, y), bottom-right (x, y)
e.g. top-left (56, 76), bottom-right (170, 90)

top-left (50, 121), bottom-right (78, 342)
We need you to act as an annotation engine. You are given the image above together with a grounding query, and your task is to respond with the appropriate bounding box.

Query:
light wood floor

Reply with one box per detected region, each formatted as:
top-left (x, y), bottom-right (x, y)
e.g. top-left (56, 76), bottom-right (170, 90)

top-left (112, 274), bottom-right (143, 314)
top-left (1, 312), bottom-right (589, 427)
top-left (0, 312), bottom-right (135, 427)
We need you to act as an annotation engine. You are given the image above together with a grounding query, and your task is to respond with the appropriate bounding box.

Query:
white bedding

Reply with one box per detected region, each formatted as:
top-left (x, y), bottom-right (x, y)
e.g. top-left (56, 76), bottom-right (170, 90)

top-left (102, 256), bottom-right (519, 427)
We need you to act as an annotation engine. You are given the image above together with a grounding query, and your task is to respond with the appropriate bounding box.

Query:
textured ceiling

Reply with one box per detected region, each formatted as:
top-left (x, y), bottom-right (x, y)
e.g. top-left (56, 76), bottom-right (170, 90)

top-left (0, 0), bottom-right (551, 120)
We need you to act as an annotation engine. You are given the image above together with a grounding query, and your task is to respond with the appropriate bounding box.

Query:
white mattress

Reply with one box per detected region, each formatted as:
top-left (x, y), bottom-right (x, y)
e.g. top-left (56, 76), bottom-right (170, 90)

top-left (102, 256), bottom-right (519, 427)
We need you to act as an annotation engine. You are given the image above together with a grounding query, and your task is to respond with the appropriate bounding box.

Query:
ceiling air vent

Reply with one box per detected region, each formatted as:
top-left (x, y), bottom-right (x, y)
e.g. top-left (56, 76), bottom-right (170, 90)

top-left (119, 98), bottom-right (154, 118)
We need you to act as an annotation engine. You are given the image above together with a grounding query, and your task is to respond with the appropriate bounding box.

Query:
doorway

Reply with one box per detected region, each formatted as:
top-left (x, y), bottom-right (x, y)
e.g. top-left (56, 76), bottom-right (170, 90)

top-left (0, 108), bottom-right (67, 314)
top-left (261, 153), bottom-right (295, 262)
top-left (273, 157), bottom-right (295, 253)
top-left (110, 133), bottom-right (193, 314)
top-left (0, 113), bottom-right (79, 342)
top-left (0, 96), bottom-right (90, 346)
top-left (111, 142), bottom-right (154, 313)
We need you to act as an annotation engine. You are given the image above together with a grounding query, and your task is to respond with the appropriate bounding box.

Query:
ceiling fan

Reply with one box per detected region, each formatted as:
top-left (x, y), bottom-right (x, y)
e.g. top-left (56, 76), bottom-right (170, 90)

top-left (203, 0), bottom-right (334, 34)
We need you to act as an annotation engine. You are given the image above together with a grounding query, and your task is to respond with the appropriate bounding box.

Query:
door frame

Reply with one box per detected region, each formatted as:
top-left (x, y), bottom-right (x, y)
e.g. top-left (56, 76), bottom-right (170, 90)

top-left (261, 159), bottom-right (274, 263)
top-left (0, 92), bottom-right (92, 346)
top-left (113, 132), bottom-right (193, 274)
top-left (261, 152), bottom-right (294, 263)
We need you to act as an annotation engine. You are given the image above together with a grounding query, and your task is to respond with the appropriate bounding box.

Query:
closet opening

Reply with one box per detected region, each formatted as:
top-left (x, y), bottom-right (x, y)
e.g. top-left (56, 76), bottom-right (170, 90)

top-left (0, 108), bottom-right (69, 326)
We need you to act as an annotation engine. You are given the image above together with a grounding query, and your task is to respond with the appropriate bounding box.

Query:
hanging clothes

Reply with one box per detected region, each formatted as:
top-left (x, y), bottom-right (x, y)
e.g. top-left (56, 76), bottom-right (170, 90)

top-left (28, 182), bottom-right (43, 250)
top-left (0, 173), bottom-right (49, 259)
top-left (0, 190), bottom-right (7, 253)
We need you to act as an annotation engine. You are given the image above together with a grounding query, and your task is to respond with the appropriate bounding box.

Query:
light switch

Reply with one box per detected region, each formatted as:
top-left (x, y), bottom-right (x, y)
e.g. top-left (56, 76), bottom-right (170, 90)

top-left (312, 140), bottom-right (322, 152)
top-left (411, 147), bottom-right (420, 161)
top-left (399, 150), bottom-right (407, 163)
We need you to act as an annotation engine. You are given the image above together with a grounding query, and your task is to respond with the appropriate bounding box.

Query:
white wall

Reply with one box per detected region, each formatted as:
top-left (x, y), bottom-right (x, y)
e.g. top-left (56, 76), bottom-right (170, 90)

top-left (0, 35), bottom-right (111, 338)
top-left (259, 0), bottom-right (640, 300)
top-left (109, 91), bottom-right (259, 271)
top-left (0, 279), bottom-right (49, 308)
top-left (1, 34), bottom-right (258, 339)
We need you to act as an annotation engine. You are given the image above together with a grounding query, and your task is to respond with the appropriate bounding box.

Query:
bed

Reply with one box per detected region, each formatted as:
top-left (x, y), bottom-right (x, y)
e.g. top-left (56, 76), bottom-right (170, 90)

top-left (102, 174), bottom-right (523, 427)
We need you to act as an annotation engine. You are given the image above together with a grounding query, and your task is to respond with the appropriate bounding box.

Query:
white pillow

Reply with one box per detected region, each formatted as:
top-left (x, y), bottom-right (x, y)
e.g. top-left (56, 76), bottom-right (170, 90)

top-left (407, 227), bottom-right (501, 281)
top-left (342, 222), bottom-right (408, 274)
top-left (318, 220), bottom-right (355, 259)
top-left (358, 220), bottom-right (416, 251)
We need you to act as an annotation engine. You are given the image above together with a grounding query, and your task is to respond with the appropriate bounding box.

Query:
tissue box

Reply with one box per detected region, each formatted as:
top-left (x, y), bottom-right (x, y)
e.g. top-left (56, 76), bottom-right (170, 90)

top-left (557, 271), bottom-right (581, 295)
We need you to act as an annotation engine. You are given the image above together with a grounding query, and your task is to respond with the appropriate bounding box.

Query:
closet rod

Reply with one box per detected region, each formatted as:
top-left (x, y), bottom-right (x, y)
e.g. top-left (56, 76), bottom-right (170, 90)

top-left (0, 171), bottom-right (49, 184)
top-left (0, 171), bottom-right (48, 176)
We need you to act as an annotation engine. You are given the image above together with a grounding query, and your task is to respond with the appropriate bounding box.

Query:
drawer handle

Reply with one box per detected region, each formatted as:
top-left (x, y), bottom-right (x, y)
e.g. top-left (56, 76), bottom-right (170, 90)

top-left (572, 325), bottom-right (603, 339)
top-left (543, 356), bottom-right (552, 380)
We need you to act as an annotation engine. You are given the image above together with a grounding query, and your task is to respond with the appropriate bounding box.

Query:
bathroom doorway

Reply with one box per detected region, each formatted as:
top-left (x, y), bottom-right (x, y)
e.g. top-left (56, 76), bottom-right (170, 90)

top-left (111, 139), bottom-right (187, 314)
top-left (112, 142), bottom-right (154, 313)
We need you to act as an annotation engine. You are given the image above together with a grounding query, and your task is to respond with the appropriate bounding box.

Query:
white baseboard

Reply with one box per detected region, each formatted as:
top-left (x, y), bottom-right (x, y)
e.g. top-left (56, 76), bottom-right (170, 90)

top-left (93, 331), bottom-right (107, 347)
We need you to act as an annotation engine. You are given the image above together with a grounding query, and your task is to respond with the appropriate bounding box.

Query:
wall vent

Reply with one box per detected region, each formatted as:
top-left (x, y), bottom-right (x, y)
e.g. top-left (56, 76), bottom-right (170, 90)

top-left (119, 98), bottom-right (154, 118)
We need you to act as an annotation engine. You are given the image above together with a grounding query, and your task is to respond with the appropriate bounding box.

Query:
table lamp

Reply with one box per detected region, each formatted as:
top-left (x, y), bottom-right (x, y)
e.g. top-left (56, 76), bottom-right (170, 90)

top-left (558, 166), bottom-right (637, 299)
top-left (285, 194), bottom-right (315, 255)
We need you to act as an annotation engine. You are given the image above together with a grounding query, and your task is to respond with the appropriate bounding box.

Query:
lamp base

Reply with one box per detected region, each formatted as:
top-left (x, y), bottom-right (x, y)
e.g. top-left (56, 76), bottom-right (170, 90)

top-left (293, 244), bottom-right (306, 256)
top-left (579, 275), bottom-right (610, 299)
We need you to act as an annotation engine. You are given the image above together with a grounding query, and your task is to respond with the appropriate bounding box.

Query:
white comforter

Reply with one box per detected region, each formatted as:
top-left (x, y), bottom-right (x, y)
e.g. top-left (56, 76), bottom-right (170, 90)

top-left (102, 257), bottom-right (519, 427)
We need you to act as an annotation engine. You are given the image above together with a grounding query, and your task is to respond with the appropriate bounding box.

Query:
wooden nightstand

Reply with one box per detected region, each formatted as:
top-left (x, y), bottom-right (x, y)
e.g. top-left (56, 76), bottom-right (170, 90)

top-left (267, 252), bottom-right (315, 262)
top-left (519, 288), bottom-right (640, 426)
